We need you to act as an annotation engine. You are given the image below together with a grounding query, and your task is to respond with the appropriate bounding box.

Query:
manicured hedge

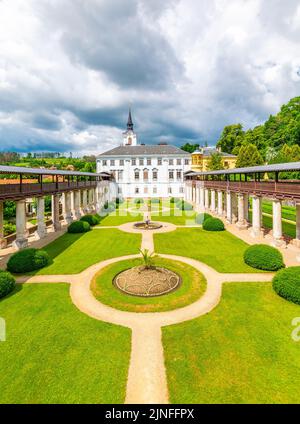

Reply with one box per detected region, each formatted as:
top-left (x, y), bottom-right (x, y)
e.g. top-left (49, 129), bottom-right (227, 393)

top-left (80, 214), bottom-right (99, 226)
top-left (7, 248), bottom-right (50, 273)
top-left (244, 244), bottom-right (285, 271)
top-left (272, 267), bottom-right (300, 305)
top-left (0, 270), bottom-right (16, 299)
top-left (68, 221), bottom-right (91, 233)
top-left (202, 217), bottom-right (225, 231)
top-left (195, 213), bottom-right (212, 225)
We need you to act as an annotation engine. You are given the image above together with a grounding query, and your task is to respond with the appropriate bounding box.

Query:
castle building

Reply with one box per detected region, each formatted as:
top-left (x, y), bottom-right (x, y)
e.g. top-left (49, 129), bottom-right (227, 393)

top-left (191, 147), bottom-right (237, 172)
top-left (96, 110), bottom-right (191, 198)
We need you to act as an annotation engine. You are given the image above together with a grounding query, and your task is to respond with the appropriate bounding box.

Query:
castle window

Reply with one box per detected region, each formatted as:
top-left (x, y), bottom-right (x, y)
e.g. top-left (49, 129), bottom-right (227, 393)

top-left (169, 171), bottom-right (174, 180)
top-left (134, 169), bottom-right (140, 181)
top-left (169, 159), bottom-right (174, 166)
top-left (103, 160), bottom-right (107, 166)
top-left (128, 137), bottom-right (132, 145)
top-left (177, 159), bottom-right (182, 165)
top-left (147, 158), bottom-right (152, 166)
top-left (110, 160), bottom-right (115, 166)
top-left (135, 187), bottom-right (139, 194)
top-left (132, 158), bottom-right (136, 166)
top-left (153, 187), bottom-right (157, 194)
top-left (168, 187), bottom-right (172, 194)
top-left (177, 170), bottom-right (182, 180)
top-left (152, 169), bottom-right (158, 180)
top-left (185, 159), bottom-right (189, 165)
top-left (143, 169), bottom-right (149, 181)
top-left (120, 159), bottom-right (124, 166)
top-left (157, 158), bottom-right (162, 165)
top-left (139, 158), bottom-right (144, 166)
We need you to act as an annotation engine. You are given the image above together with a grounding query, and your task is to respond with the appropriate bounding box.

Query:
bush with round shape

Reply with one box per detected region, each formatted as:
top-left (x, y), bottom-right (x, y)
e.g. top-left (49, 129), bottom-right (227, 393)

top-left (7, 248), bottom-right (50, 273)
top-left (80, 214), bottom-right (99, 226)
top-left (202, 217), bottom-right (225, 232)
top-left (195, 213), bottom-right (212, 225)
top-left (68, 221), bottom-right (91, 234)
top-left (244, 244), bottom-right (284, 271)
top-left (0, 270), bottom-right (16, 299)
top-left (272, 267), bottom-right (300, 305)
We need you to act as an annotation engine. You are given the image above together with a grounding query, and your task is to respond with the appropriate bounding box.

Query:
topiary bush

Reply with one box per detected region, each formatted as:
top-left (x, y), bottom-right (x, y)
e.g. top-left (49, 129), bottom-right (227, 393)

top-left (68, 220), bottom-right (91, 233)
top-left (7, 248), bottom-right (50, 273)
top-left (272, 267), bottom-right (300, 305)
top-left (195, 213), bottom-right (212, 225)
top-left (80, 214), bottom-right (99, 226)
top-left (202, 217), bottom-right (225, 232)
top-left (0, 270), bottom-right (16, 299)
top-left (244, 244), bottom-right (285, 271)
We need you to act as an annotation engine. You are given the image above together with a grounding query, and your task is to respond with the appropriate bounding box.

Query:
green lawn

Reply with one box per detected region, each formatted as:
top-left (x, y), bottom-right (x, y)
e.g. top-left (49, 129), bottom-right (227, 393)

top-left (35, 229), bottom-right (141, 274)
top-left (151, 208), bottom-right (198, 226)
top-left (154, 228), bottom-right (261, 273)
top-left (97, 212), bottom-right (144, 226)
top-left (261, 200), bottom-right (296, 222)
top-left (163, 282), bottom-right (300, 403)
top-left (91, 256), bottom-right (207, 312)
top-left (0, 284), bottom-right (131, 404)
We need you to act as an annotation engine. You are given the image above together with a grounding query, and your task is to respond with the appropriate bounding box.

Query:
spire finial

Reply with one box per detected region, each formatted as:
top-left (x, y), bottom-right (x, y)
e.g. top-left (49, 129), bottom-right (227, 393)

top-left (127, 107), bottom-right (134, 131)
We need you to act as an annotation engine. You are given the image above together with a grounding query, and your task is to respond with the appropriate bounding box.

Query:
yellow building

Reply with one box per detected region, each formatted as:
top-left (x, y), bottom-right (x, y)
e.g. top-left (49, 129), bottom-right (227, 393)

top-left (191, 147), bottom-right (237, 172)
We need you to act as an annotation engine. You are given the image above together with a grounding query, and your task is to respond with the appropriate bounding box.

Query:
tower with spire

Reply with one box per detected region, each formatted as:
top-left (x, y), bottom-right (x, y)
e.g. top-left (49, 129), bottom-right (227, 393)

top-left (123, 108), bottom-right (137, 146)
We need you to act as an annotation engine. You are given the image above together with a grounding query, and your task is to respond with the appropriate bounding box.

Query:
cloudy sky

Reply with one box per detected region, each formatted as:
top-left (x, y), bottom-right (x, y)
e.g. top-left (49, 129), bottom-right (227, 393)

top-left (0, 0), bottom-right (299, 155)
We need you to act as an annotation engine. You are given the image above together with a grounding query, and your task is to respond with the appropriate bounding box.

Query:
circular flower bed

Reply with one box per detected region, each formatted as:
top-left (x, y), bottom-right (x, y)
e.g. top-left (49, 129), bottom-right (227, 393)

top-left (68, 221), bottom-right (91, 233)
top-left (7, 248), bottom-right (50, 273)
top-left (244, 244), bottom-right (284, 271)
top-left (91, 257), bottom-right (207, 313)
top-left (0, 270), bottom-right (16, 299)
top-left (272, 267), bottom-right (300, 305)
top-left (202, 217), bottom-right (225, 231)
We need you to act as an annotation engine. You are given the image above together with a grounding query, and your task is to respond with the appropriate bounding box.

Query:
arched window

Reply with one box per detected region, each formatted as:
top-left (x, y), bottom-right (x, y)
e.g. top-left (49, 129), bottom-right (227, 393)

top-left (152, 168), bottom-right (158, 181)
top-left (134, 169), bottom-right (140, 181)
top-left (143, 169), bottom-right (149, 181)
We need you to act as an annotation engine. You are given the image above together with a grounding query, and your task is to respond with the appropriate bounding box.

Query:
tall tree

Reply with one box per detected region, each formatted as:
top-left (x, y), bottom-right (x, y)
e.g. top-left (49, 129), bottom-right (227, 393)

top-left (236, 144), bottom-right (264, 168)
top-left (207, 153), bottom-right (224, 171)
top-left (180, 143), bottom-right (200, 153)
top-left (216, 124), bottom-right (244, 154)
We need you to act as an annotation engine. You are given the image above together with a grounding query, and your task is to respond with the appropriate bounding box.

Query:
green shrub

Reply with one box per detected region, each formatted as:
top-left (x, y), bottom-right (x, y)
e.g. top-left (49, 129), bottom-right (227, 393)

top-left (4, 222), bottom-right (16, 236)
top-left (272, 267), bottom-right (300, 304)
top-left (195, 213), bottom-right (212, 225)
top-left (80, 214), bottom-right (99, 226)
top-left (7, 248), bottom-right (50, 273)
top-left (0, 270), bottom-right (16, 299)
top-left (203, 217), bottom-right (225, 231)
top-left (244, 244), bottom-right (285, 271)
top-left (68, 221), bottom-right (91, 233)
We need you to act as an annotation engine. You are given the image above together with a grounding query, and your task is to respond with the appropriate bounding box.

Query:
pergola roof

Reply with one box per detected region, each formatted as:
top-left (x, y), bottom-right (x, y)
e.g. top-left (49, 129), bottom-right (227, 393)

top-left (187, 161), bottom-right (300, 177)
top-left (0, 165), bottom-right (103, 178)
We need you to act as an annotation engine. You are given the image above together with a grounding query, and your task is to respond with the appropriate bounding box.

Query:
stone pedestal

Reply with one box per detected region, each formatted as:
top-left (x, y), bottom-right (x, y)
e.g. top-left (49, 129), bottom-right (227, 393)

top-left (13, 200), bottom-right (28, 250)
top-left (62, 192), bottom-right (73, 224)
top-left (72, 190), bottom-right (82, 220)
top-left (226, 191), bottom-right (232, 223)
top-left (250, 196), bottom-right (263, 238)
top-left (35, 197), bottom-right (47, 240)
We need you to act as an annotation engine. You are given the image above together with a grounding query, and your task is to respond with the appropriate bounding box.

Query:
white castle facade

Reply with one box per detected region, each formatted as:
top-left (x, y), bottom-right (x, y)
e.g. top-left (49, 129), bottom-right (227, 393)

top-left (96, 110), bottom-right (191, 199)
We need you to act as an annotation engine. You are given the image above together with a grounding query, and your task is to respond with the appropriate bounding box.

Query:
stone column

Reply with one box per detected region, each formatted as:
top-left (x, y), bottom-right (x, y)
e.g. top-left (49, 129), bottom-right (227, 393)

top-left (204, 189), bottom-right (209, 210)
top-left (62, 192), bottom-right (73, 224)
top-left (0, 201), bottom-right (7, 248)
top-left (231, 193), bottom-right (238, 223)
top-left (217, 191), bottom-right (223, 216)
top-left (13, 200), bottom-right (28, 250)
top-left (35, 197), bottom-right (47, 240)
top-left (199, 187), bottom-right (205, 210)
top-left (51, 194), bottom-right (61, 231)
top-left (244, 194), bottom-right (249, 223)
top-left (226, 191), bottom-right (232, 223)
top-left (211, 190), bottom-right (216, 213)
top-left (195, 186), bottom-right (200, 206)
top-left (82, 190), bottom-right (88, 214)
top-left (272, 199), bottom-right (285, 247)
top-left (293, 203), bottom-right (300, 247)
top-left (250, 195), bottom-right (262, 238)
top-left (89, 189), bottom-right (95, 211)
top-left (236, 193), bottom-right (248, 229)
top-left (72, 190), bottom-right (81, 220)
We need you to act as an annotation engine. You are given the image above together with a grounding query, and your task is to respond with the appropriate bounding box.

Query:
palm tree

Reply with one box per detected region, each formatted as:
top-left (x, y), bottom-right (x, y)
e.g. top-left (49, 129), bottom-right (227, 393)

top-left (139, 249), bottom-right (155, 269)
